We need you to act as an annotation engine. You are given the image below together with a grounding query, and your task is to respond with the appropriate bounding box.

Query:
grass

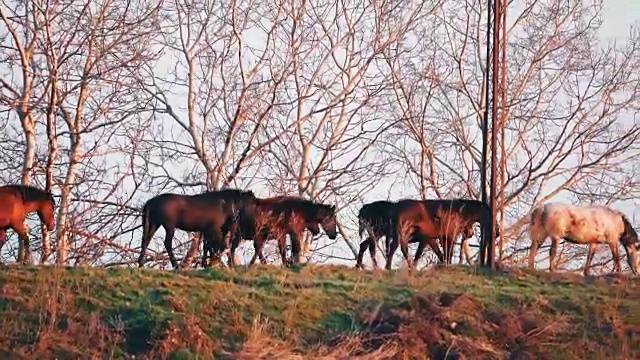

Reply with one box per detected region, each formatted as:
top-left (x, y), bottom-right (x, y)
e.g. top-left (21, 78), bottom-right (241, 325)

top-left (0, 263), bottom-right (638, 359)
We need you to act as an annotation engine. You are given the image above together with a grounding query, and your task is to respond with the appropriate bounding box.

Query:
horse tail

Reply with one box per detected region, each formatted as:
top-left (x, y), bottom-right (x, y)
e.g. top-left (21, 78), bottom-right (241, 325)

top-left (529, 205), bottom-right (546, 240)
top-left (138, 201), bottom-right (153, 267)
top-left (531, 206), bottom-right (545, 225)
top-left (358, 213), bottom-right (366, 240)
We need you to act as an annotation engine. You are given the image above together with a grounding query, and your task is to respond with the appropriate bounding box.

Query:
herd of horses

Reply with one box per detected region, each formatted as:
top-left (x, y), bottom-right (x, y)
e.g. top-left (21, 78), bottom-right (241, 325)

top-left (0, 184), bottom-right (638, 276)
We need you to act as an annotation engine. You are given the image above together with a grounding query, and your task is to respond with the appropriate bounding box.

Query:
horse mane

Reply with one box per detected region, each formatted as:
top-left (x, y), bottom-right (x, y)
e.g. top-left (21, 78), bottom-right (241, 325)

top-left (201, 188), bottom-right (255, 199)
top-left (260, 196), bottom-right (335, 216)
top-left (425, 198), bottom-right (485, 213)
top-left (1, 184), bottom-right (55, 206)
top-left (620, 214), bottom-right (638, 241)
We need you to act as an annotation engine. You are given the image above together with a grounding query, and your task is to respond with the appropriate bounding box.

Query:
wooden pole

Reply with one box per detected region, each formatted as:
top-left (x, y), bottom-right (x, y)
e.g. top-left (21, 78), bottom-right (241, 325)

top-left (481, 0), bottom-right (506, 269)
top-left (479, 0), bottom-right (493, 267)
top-left (498, 0), bottom-right (508, 266)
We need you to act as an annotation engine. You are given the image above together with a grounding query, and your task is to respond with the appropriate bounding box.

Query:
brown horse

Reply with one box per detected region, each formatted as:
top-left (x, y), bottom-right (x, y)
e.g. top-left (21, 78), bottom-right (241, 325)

top-left (138, 188), bottom-right (256, 269)
top-left (355, 200), bottom-right (479, 269)
top-left (385, 199), bottom-right (499, 270)
top-left (0, 184), bottom-right (56, 264)
top-left (234, 195), bottom-right (338, 266)
top-left (249, 219), bottom-right (321, 266)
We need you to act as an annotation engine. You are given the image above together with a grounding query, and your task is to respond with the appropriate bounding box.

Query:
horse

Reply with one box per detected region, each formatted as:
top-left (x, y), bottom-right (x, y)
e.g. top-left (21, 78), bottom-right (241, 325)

top-left (137, 188), bottom-right (257, 269)
top-left (0, 184), bottom-right (56, 264)
top-left (355, 200), bottom-right (479, 269)
top-left (458, 225), bottom-right (477, 264)
top-left (528, 203), bottom-right (640, 276)
top-left (233, 195), bottom-right (338, 266)
top-left (385, 198), bottom-right (499, 270)
top-left (355, 200), bottom-right (395, 269)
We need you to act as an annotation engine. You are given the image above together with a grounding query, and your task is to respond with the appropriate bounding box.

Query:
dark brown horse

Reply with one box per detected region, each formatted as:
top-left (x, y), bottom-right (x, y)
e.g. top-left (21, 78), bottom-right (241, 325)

top-left (385, 199), bottom-right (499, 270)
top-left (0, 184), bottom-right (56, 264)
top-left (138, 188), bottom-right (256, 269)
top-left (355, 200), bottom-right (395, 269)
top-left (234, 195), bottom-right (338, 266)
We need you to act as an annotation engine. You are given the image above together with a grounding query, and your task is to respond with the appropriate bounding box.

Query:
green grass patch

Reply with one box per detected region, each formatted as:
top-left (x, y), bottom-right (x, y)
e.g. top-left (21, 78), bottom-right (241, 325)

top-left (0, 264), bottom-right (636, 359)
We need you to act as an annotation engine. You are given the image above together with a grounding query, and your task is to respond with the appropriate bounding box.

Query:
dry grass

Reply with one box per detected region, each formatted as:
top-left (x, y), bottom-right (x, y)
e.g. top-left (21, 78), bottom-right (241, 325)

top-left (0, 264), bottom-right (638, 359)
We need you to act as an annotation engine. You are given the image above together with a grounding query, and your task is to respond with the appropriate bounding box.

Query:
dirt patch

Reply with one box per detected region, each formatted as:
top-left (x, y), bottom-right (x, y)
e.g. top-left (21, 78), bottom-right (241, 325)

top-left (151, 314), bottom-right (219, 359)
top-left (344, 291), bottom-right (600, 359)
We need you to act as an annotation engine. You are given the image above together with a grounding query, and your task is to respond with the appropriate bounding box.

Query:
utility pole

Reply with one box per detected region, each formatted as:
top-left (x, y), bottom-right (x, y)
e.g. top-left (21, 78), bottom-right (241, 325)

top-left (479, 0), bottom-right (507, 269)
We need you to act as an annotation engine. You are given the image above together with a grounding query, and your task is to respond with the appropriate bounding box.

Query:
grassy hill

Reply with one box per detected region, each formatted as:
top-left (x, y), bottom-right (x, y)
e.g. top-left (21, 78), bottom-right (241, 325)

top-left (0, 264), bottom-right (637, 359)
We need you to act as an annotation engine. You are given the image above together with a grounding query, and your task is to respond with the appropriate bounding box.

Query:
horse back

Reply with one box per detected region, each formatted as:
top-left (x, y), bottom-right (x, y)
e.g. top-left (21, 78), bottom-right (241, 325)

top-left (359, 200), bottom-right (394, 221)
top-left (268, 195), bottom-right (305, 203)
top-left (145, 193), bottom-right (228, 219)
top-left (539, 203), bottom-right (626, 241)
top-left (392, 199), bottom-right (431, 223)
top-left (0, 188), bottom-right (22, 225)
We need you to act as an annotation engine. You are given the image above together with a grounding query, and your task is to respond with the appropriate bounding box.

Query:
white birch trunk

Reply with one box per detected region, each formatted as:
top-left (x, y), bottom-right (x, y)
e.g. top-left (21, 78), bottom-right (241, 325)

top-left (19, 113), bottom-right (36, 264)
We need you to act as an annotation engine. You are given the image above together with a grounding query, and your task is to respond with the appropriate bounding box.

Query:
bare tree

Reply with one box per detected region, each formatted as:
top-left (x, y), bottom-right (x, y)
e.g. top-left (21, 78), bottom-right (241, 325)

top-left (0, 0), bottom-right (636, 271)
top-left (253, 0), bottom-right (442, 263)
top-left (0, 0), bottom-right (48, 262)
top-left (0, 0), bottom-right (161, 265)
top-left (382, 0), bottom-right (639, 269)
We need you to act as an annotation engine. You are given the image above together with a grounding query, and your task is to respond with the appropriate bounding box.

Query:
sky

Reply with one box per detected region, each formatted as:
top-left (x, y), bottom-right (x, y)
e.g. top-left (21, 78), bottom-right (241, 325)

top-left (1, 0), bottom-right (638, 270)
top-left (215, 0), bottom-right (640, 269)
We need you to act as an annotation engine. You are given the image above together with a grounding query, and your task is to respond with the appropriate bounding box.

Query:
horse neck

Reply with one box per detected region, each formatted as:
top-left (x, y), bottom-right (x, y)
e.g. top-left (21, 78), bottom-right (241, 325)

top-left (23, 200), bottom-right (44, 215)
top-left (455, 201), bottom-right (483, 223)
top-left (256, 199), bottom-right (285, 214)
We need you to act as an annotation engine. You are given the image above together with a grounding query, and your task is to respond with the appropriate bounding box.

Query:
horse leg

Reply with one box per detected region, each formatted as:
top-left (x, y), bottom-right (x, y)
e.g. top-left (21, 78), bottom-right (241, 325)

top-left (227, 223), bottom-right (242, 268)
top-left (385, 238), bottom-right (399, 270)
top-left (12, 222), bottom-right (31, 265)
top-left (458, 238), bottom-right (465, 265)
top-left (399, 238), bottom-right (412, 269)
top-left (529, 235), bottom-right (546, 270)
top-left (584, 243), bottom-right (597, 276)
top-left (462, 238), bottom-right (475, 265)
top-left (548, 236), bottom-right (560, 272)
top-left (200, 232), bottom-right (210, 268)
top-left (276, 235), bottom-right (288, 265)
top-left (355, 238), bottom-right (369, 269)
top-left (443, 236), bottom-right (455, 265)
top-left (163, 227), bottom-right (179, 270)
top-left (290, 233), bottom-right (302, 265)
top-left (448, 237), bottom-right (456, 265)
top-left (200, 233), bottom-right (209, 269)
top-left (249, 239), bottom-right (266, 266)
top-left (368, 236), bottom-right (379, 269)
top-left (209, 226), bottom-right (226, 268)
top-left (227, 229), bottom-right (240, 269)
top-left (0, 229), bottom-right (6, 263)
top-left (257, 238), bottom-right (270, 264)
top-left (383, 233), bottom-right (391, 262)
top-left (138, 219), bottom-right (160, 268)
top-left (412, 234), bottom-right (428, 266)
top-left (608, 241), bottom-right (622, 274)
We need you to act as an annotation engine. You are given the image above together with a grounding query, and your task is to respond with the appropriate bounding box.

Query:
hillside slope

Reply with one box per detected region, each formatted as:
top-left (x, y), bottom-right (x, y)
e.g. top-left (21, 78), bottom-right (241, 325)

top-left (0, 264), bottom-right (637, 359)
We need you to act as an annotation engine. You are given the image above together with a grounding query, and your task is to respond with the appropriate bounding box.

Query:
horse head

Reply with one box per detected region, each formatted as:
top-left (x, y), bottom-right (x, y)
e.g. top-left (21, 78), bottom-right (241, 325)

top-left (317, 203), bottom-right (338, 240)
top-left (307, 222), bottom-right (321, 236)
top-left (36, 194), bottom-right (56, 232)
top-left (238, 189), bottom-right (257, 203)
top-left (620, 216), bottom-right (640, 274)
top-left (462, 225), bottom-right (475, 239)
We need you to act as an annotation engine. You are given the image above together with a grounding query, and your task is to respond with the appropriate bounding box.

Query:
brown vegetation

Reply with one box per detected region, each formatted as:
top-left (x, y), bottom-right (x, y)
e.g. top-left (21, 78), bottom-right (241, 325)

top-left (0, 265), bottom-right (637, 359)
